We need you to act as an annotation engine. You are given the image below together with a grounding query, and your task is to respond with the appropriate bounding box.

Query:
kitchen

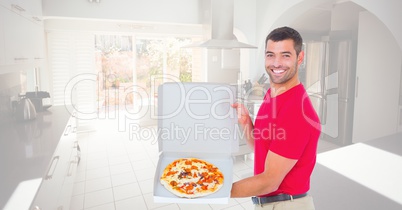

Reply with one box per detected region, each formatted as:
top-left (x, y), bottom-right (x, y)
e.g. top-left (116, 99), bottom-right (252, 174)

top-left (1, 0), bottom-right (402, 210)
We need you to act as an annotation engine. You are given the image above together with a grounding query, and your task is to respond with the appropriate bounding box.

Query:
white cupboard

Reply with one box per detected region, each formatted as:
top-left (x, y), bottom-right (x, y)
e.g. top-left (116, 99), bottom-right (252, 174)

top-left (352, 11), bottom-right (402, 143)
top-left (0, 0), bottom-right (44, 67)
top-left (0, 6), bottom-right (5, 65)
top-left (4, 8), bottom-right (29, 63)
top-left (0, 0), bottom-right (42, 20)
top-left (30, 114), bottom-right (79, 210)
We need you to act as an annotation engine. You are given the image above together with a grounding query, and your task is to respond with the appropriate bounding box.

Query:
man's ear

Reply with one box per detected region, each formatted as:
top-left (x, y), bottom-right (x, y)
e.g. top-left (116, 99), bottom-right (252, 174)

top-left (297, 51), bottom-right (305, 66)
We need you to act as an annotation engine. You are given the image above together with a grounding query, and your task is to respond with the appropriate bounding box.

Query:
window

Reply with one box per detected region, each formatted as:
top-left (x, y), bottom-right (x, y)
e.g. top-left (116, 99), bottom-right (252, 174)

top-left (48, 31), bottom-right (203, 126)
top-left (95, 35), bottom-right (202, 110)
top-left (47, 31), bottom-right (96, 129)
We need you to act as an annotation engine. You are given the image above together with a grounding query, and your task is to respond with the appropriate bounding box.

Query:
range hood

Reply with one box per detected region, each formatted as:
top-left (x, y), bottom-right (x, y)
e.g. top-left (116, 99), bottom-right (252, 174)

top-left (184, 0), bottom-right (256, 49)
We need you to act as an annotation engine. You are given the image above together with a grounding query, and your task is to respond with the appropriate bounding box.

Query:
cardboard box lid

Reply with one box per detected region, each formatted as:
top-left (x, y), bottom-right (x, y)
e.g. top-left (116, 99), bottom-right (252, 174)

top-left (158, 82), bottom-right (239, 154)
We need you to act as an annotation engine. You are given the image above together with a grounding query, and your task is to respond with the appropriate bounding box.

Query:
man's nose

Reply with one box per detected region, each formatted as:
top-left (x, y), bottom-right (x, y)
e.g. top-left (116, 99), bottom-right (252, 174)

top-left (272, 57), bottom-right (282, 67)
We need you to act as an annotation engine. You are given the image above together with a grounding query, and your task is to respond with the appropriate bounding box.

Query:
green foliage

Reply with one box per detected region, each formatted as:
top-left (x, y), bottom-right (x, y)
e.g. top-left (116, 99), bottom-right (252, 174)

top-left (179, 71), bottom-right (192, 82)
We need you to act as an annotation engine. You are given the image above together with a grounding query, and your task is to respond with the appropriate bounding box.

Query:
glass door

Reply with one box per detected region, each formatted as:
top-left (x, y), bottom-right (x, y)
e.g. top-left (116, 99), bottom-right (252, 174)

top-left (95, 34), bottom-right (201, 115)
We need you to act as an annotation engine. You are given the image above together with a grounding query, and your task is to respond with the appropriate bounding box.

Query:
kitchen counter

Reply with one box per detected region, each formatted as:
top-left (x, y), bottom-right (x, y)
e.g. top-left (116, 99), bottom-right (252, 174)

top-left (0, 106), bottom-right (72, 209)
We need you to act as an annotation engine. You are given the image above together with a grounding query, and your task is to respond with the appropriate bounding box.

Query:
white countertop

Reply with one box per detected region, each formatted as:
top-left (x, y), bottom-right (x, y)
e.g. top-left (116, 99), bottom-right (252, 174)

top-left (0, 106), bottom-right (71, 209)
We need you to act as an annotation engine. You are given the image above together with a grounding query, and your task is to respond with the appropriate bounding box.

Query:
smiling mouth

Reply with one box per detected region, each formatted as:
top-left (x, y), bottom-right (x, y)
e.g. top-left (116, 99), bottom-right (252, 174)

top-left (271, 69), bottom-right (285, 74)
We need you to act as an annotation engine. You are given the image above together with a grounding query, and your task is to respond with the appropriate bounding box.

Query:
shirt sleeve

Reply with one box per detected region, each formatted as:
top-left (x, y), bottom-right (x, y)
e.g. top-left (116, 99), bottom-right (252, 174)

top-left (268, 99), bottom-right (310, 160)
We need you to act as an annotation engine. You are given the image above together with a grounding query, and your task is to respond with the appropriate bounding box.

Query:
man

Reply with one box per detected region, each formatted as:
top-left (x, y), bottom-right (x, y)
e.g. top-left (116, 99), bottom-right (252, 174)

top-left (231, 26), bottom-right (321, 210)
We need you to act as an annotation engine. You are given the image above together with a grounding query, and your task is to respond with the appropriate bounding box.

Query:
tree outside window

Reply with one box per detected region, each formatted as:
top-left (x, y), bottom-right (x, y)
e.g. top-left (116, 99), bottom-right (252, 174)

top-left (95, 35), bottom-right (196, 110)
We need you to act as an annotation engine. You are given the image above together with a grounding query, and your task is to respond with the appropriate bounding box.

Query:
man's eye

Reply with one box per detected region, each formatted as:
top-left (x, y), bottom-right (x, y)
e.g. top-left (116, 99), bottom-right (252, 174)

top-left (266, 54), bottom-right (273, 58)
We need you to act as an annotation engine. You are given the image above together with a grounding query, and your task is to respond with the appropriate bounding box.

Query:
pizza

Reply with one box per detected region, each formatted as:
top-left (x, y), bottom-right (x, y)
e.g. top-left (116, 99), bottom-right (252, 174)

top-left (160, 158), bottom-right (224, 198)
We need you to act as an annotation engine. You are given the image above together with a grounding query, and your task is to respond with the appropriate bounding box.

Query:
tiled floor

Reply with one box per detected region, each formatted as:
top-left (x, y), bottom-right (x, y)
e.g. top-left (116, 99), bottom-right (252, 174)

top-left (69, 117), bottom-right (339, 210)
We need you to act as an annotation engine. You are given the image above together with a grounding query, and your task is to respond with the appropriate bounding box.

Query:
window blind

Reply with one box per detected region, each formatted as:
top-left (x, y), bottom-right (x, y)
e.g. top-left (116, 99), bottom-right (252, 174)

top-left (47, 31), bottom-right (96, 130)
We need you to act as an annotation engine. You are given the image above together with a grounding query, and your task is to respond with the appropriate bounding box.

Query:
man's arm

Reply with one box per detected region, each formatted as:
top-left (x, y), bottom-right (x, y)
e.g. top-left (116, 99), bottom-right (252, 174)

top-left (231, 103), bottom-right (255, 148)
top-left (231, 151), bottom-right (297, 197)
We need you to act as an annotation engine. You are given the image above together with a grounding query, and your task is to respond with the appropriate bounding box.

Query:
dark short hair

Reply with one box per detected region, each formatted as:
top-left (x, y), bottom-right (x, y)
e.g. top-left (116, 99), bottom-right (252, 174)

top-left (265, 26), bottom-right (303, 55)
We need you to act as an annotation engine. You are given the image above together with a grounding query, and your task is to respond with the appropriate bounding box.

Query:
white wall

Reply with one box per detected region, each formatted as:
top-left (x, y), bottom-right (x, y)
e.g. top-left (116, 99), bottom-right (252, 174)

top-left (234, 0), bottom-right (257, 81)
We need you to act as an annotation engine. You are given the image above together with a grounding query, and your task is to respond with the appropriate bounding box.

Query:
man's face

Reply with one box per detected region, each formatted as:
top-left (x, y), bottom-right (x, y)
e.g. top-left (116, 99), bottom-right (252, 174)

top-left (265, 39), bottom-right (303, 85)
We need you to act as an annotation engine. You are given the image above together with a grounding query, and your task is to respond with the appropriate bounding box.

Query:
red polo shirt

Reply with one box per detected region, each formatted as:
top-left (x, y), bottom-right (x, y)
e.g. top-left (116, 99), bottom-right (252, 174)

top-left (253, 83), bottom-right (321, 196)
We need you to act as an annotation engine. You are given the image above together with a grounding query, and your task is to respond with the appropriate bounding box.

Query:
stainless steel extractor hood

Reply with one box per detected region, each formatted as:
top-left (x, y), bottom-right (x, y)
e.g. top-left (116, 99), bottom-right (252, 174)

top-left (183, 0), bottom-right (256, 49)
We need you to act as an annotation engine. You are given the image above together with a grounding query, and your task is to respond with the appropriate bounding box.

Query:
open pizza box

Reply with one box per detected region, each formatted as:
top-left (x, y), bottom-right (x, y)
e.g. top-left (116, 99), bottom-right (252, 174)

top-left (153, 82), bottom-right (240, 204)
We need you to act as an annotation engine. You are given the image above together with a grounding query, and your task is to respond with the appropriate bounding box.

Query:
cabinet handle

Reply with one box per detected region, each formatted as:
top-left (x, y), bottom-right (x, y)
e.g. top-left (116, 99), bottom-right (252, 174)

top-left (356, 76), bottom-right (359, 98)
top-left (73, 141), bottom-right (79, 148)
top-left (14, 57), bottom-right (28, 61)
top-left (32, 16), bottom-right (42, 22)
top-left (67, 161), bottom-right (74, 177)
top-left (45, 156), bottom-right (59, 180)
top-left (11, 4), bottom-right (25, 12)
top-left (67, 158), bottom-right (78, 177)
top-left (64, 125), bottom-right (71, 136)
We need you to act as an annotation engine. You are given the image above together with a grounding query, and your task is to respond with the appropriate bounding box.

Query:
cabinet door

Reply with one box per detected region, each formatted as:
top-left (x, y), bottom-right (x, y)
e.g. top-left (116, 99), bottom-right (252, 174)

top-left (352, 12), bottom-right (401, 143)
top-left (0, 0), bottom-right (13, 9)
top-left (29, 21), bottom-right (44, 60)
top-left (4, 9), bottom-right (19, 64)
top-left (24, 0), bottom-right (42, 19)
top-left (58, 138), bottom-right (79, 210)
top-left (4, 8), bottom-right (39, 64)
top-left (2, 0), bottom-right (44, 65)
top-left (4, 9), bottom-right (26, 63)
top-left (56, 116), bottom-right (78, 210)
top-left (30, 116), bottom-right (78, 210)
top-left (30, 141), bottom-right (70, 210)
top-left (0, 7), bottom-right (5, 65)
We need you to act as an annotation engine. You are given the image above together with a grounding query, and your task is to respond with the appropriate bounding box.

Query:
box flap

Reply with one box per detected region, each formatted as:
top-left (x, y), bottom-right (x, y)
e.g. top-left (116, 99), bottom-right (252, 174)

top-left (157, 82), bottom-right (239, 154)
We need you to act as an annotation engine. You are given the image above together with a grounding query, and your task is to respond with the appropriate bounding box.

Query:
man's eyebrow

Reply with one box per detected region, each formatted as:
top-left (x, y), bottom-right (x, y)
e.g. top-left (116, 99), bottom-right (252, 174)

top-left (265, 51), bottom-right (293, 54)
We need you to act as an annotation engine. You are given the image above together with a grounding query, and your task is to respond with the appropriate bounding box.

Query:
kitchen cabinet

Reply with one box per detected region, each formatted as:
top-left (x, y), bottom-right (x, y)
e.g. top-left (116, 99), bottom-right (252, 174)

top-left (0, 0), bottom-right (11, 9)
top-left (0, 7), bottom-right (5, 65)
top-left (30, 113), bottom-right (80, 210)
top-left (0, 0), bottom-right (42, 20)
top-left (352, 12), bottom-right (401, 143)
top-left (20, 0), bottom-right (43, 20)
top-left (0, 106), bottom-right (76, 210)
top-left (399, 106), bottom-right (402, 132)
top-left (0, 0), bottom-right (44, 67)
top-left (399, 71), bottom-right (402, 132)
top-left (29, 19), bottom-right (45, 60)
top-left (4, 8), bottom-right (29, 63)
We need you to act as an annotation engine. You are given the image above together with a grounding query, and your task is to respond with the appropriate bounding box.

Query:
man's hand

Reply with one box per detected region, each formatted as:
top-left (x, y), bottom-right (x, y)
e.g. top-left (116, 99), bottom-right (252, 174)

top-left (231, 102), bottom-right (251, 125)
top-left (231, 102), bottom-right (255, 148)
